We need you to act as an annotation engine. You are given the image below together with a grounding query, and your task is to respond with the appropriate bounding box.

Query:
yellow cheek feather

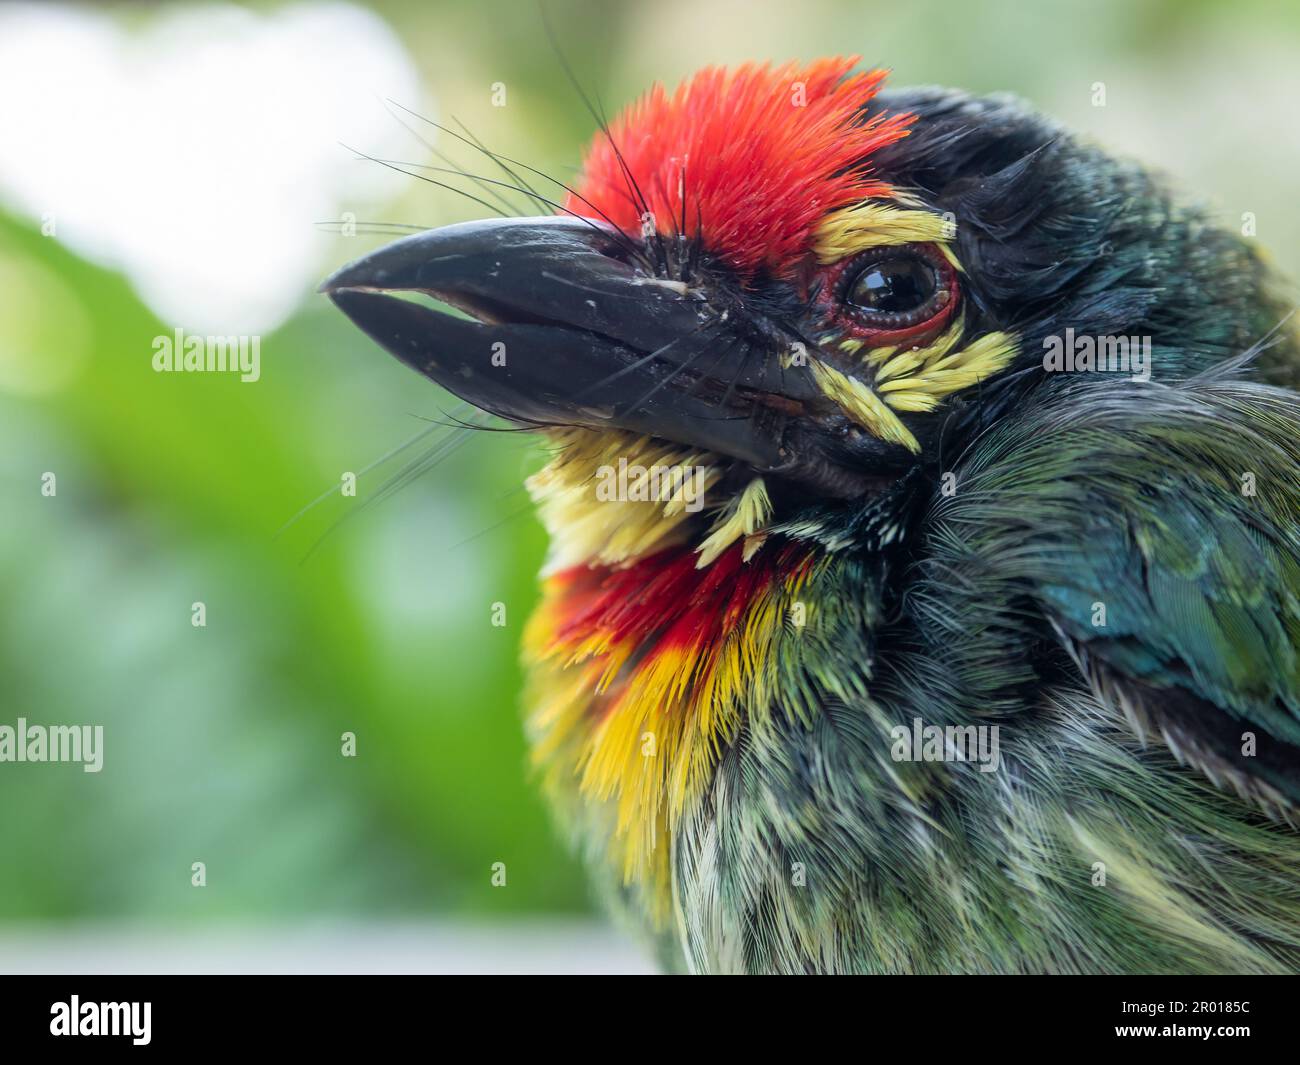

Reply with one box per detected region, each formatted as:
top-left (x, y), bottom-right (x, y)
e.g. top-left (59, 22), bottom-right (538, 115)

top-left (525, 429), bottom-right (723, 573)
top-left (695, 476), bottom-right (772, 567)
top-left (810, 358), bottom-right (923, 452)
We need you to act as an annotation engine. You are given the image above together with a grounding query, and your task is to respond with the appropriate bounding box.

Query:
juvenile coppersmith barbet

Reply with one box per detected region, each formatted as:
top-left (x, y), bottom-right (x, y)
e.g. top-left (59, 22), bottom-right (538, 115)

top-left (324, 59), bottom-right (1300, 974)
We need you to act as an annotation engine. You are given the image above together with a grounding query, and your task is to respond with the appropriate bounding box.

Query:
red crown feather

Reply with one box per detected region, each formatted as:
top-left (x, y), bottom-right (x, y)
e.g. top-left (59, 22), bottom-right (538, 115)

top-left (564, 57), bottom-right (913, 281)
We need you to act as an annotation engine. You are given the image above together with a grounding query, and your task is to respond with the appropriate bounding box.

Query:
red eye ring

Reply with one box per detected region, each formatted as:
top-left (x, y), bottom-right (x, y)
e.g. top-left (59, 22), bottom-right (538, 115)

top-left (815, 242), bottom-right (959, 347)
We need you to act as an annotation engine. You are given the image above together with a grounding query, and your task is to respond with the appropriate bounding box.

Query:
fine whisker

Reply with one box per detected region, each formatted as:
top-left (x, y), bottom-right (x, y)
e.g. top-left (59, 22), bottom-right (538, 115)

top-left (341, 142), bottom-right (511, 218)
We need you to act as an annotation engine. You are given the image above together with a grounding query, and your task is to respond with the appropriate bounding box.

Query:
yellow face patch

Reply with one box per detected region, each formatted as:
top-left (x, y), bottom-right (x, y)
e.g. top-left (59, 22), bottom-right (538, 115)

top-left (807, 200), bottom-right (1019, 450)
top-left (813, 200), bottom-right (957, 261)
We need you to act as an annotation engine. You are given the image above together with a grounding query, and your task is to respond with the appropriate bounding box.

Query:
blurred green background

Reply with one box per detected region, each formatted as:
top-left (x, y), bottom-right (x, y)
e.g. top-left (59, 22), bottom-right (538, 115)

top-left (0, 0), bottom-right (1297, 957)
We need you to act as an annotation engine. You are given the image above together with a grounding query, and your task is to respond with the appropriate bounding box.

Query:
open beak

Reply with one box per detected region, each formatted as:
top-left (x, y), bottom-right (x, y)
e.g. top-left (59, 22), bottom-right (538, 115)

top-left (322, 215), bottom-right (914, 494)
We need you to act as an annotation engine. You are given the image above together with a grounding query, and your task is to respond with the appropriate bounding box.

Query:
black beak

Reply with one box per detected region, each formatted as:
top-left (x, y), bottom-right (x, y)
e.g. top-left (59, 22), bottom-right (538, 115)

top-left (323, 215), bottom-right (914, 493)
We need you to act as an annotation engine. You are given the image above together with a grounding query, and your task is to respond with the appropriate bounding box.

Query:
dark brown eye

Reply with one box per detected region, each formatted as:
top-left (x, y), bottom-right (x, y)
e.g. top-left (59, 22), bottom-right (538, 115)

top-left (845, 252), bottom-right (946, 327)
top-left (818, 241), bottom-right (959, 345)
top-left (850, 257), bottom-right (935, 312)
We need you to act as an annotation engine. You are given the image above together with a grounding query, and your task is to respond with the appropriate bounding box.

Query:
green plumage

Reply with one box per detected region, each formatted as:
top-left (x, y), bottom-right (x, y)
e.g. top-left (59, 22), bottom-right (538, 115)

top-left (664, 378), bottom-right (1300, 973)
top-left (627, 93), bottom-right (1300, 973)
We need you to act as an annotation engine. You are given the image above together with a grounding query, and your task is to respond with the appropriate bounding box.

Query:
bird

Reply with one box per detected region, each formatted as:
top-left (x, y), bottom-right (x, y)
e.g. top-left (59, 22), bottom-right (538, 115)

top-left (323, 57), bottom-right (1300, 974)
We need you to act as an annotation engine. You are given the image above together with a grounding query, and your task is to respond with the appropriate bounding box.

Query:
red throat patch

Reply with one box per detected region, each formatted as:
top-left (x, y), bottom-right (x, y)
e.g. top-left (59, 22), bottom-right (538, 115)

top-left (563, 57), bottom-right (913, 282)
top-left (546, 541), bottom-right (816, 690)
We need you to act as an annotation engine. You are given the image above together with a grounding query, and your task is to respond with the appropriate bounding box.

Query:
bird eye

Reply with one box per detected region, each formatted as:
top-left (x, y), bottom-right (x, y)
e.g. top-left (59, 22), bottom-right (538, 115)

top-left (842, 249), bottom-right (950, 330)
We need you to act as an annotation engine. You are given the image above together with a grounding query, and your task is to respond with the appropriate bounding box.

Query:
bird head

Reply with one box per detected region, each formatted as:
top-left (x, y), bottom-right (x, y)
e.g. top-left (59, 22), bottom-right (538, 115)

top-left (324, 57), bottom-right (1279, 565)
top-left (323, 59), bottom-right (1286, 899)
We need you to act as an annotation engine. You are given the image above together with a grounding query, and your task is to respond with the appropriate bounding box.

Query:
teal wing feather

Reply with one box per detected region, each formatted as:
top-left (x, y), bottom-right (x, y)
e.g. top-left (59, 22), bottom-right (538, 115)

top-left (953, 376), bottom-right (1300, 805)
